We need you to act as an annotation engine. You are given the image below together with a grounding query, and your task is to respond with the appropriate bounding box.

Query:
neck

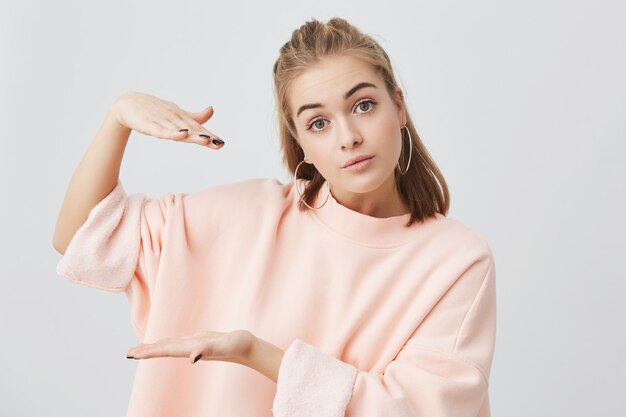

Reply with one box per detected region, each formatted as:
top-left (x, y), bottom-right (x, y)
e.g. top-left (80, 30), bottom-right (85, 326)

top-left (329, 174), bottom-right (409, 218)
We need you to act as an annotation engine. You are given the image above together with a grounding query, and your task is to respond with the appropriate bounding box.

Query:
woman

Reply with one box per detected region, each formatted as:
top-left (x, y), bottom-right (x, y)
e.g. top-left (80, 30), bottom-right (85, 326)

top-left (53, 17), bottom-right (496, 417)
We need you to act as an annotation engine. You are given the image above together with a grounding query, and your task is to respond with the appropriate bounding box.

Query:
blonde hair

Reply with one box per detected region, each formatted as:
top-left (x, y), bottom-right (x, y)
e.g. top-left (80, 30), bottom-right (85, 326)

top-left (272, 17), bottom-right (449, 227)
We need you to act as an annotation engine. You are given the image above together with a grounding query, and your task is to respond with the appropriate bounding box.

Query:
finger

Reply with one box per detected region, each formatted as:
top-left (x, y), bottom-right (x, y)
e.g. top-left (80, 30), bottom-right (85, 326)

top-left (174, 111), bottom-right (225, 150)
top-left (151, 120), bottom-right (211, 147)
top-left (166, 115), bottom-right (216, 148)
top-left (144, 120), bottom-right (190, 142)
top-left (127, 343), bottom-right (157, 359)
top-left (154, 118), bottom-right (194, 143)
top-left (129, 338), bottom-right (177, 354)
top-left (131, 342), bottom-right (187, 359)
top-left (191, 350), bottom-right (203, 364)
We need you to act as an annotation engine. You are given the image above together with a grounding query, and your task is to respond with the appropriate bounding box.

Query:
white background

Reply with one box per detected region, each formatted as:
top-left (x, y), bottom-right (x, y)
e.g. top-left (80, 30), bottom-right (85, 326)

top-left (1, 0), bottom-right (624, 415)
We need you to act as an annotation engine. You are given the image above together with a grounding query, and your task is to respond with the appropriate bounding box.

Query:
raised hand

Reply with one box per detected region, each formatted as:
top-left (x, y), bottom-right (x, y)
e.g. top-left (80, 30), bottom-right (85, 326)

top-left (110, 91), bottom-right (224, 149)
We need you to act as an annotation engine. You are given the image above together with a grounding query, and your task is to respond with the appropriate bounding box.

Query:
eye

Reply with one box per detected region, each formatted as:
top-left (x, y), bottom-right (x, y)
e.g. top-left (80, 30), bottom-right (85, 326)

top-left (355, 99), bottom-right (375, 114)
top-left (305, 98), bottom-right (377, 134)
top-left (307, 119), bottom-right (327, 133)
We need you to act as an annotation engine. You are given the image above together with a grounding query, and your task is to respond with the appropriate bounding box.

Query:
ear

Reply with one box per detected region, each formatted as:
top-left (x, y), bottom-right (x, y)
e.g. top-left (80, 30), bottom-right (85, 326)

top-left (393, 87), bottom-right (407, 127)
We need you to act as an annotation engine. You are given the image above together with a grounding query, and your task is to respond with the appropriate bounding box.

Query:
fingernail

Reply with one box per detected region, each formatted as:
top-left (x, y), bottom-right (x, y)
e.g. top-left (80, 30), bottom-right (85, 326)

top-left (126, 355), bottom-right (134, 359)
top-left (212, 139), bottom-right (224, 146)
top-left (193, 354), bottom-right (202, 363)
top-left (199, 134), bottom-right (211, 139)
top-left (179, 129), bottom-right (189, 132)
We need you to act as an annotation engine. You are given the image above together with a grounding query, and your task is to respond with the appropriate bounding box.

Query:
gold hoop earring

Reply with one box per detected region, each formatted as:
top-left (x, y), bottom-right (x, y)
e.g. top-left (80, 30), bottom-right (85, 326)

top-left (293, 158), bottom-right (330, 210)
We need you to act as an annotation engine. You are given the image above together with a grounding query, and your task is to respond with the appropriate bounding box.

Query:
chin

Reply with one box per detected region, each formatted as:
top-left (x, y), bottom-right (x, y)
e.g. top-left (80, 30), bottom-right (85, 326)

top-left (335, 171), bottom-right (391, 195)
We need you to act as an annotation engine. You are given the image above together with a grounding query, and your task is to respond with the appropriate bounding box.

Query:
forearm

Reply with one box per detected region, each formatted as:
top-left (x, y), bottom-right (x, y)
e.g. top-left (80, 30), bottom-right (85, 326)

top-left (52, 106), bottom-right (131, 254)
top-left (245, 336), bottom-right (285, 383)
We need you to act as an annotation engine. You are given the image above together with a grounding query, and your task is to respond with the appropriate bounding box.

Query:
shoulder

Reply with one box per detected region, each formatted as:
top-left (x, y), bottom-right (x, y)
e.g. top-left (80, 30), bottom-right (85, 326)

top-left (181, 177), bottom-right (293, 222)
top-left (186, 177), bottom-right (290, 204)
top-left (431, 215), bottom-right (494, 267)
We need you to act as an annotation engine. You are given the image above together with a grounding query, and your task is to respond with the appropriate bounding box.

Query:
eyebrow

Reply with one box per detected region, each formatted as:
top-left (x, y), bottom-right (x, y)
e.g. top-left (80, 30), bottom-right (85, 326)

top-left (296, 82), bottom-right (378, 118)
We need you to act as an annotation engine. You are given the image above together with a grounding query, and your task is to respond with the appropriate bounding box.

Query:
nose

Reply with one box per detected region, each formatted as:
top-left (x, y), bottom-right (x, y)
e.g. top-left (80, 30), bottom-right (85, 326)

top-left (337, 118), bottom-right (363, 150)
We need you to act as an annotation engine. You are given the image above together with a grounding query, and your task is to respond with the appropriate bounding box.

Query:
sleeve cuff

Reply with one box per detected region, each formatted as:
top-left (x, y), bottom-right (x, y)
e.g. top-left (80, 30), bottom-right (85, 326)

top-left (273, 338), bottom-right (358, 417)
top-left (55, 180), bottom-right (143, 292)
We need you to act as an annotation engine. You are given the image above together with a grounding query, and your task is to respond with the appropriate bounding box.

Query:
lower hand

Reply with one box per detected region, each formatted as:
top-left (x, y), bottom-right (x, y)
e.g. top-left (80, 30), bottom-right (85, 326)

top-left (126, 329), bottom-right (257, 365)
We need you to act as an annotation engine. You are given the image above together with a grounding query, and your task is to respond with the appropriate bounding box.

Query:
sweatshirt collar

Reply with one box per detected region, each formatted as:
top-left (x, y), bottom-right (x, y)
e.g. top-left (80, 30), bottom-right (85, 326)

top-left (294, 178), bottom-right (443, 247)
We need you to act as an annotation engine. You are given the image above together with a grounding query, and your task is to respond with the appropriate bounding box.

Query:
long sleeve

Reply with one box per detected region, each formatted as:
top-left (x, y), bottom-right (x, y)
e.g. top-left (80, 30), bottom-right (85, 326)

top-left (54, 177), bottom-right (276, 343)
top-left (55, 180), bottom-right (176, 339)
top-left (272, 252), bottom-right (497, 417)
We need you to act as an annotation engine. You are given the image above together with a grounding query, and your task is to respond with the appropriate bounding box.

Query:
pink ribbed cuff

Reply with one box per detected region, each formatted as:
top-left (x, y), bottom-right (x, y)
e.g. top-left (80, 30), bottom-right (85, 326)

top-left (273, 338), bottom-right (358, 417)
top-left (55, 181), bottom-right (142, 291)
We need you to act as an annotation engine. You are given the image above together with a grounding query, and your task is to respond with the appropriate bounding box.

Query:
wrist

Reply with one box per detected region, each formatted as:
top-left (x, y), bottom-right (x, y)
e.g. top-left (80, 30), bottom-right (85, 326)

top-left (106, 96), bottom-right (132, 133)
top-left (104, 106), bottom-right (131, 137)
top-left (245, 336), bottom-right (285, 384)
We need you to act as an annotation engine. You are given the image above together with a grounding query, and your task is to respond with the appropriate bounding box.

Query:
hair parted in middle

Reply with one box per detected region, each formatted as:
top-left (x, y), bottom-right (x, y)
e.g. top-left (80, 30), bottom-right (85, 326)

top-left (272, 17), bottom-right (449, 227)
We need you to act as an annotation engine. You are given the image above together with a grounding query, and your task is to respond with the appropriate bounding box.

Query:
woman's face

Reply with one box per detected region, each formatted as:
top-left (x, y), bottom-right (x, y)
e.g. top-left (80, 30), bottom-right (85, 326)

top-left (289, 54), bottom-right (407, 197)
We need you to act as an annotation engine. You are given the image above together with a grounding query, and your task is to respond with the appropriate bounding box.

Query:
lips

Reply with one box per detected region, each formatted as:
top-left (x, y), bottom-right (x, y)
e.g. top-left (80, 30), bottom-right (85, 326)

top-left (343, 155), bottom-right (374, 168)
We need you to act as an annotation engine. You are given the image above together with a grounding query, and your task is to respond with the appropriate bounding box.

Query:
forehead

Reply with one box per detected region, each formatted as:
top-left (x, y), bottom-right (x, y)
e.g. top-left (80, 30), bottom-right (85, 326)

top-left (289, 55), bottom-right (381, 115)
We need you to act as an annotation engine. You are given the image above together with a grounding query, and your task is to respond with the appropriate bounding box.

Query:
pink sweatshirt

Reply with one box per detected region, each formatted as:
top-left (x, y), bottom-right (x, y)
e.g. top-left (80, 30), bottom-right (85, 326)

top-left (56, 177), bottom-right (496, 417)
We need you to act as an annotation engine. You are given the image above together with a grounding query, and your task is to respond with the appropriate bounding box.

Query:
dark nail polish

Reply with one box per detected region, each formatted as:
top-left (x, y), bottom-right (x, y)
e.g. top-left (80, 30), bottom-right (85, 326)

top-left (199, 134), bottom-right (210, 139)
top-left (193, 354), bottom-right (202, 363)
top-left (212, 139), bottom-right (224, 145)
top-left (179, 129), bottom-right (189, 132)
top-left (126, 355), bottom-right (134, 359)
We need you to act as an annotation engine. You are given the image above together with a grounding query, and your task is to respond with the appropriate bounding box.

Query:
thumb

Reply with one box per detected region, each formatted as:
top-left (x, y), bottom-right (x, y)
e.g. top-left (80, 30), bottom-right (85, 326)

top-left (187, 106), bottom-right (214, 123)
top-left (191, 351), bottom-right (203, 364)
